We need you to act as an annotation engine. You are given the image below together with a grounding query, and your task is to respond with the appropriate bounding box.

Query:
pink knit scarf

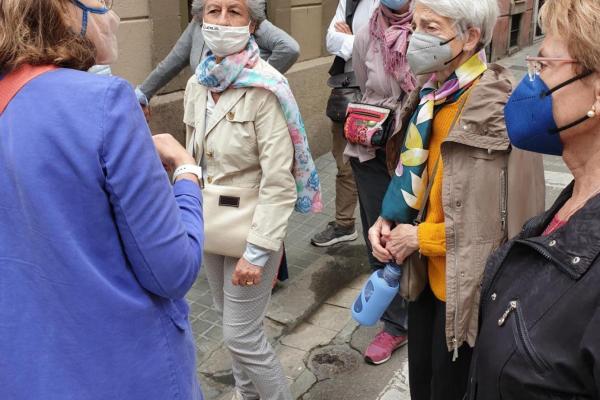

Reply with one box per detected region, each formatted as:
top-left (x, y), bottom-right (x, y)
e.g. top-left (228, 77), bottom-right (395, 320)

top-left (369, 5), bottom-right (415, 93)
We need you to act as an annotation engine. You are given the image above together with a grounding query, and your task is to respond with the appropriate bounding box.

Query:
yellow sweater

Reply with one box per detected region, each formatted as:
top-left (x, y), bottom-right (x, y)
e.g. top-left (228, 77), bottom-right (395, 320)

top-left (416, 99), bottom-right (462, 302)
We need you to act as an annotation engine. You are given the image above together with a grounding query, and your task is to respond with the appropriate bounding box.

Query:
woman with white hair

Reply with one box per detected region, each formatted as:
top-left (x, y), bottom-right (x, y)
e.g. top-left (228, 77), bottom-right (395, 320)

top-left (184, 0), bottom-right (321, 398)
top-left (135, 0), bottom-right (300, 118)
top-left (368, 0), bottom-right (545, 398)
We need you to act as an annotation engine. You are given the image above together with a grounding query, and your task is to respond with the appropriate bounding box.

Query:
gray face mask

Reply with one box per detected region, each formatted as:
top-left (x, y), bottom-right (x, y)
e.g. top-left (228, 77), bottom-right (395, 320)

top-left (407, 32), bottom-right (461, 75)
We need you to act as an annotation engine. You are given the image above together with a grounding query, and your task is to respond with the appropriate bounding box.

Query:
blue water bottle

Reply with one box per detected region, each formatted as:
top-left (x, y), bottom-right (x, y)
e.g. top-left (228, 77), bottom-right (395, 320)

top-left (352, 263), bottom-right (402, 326)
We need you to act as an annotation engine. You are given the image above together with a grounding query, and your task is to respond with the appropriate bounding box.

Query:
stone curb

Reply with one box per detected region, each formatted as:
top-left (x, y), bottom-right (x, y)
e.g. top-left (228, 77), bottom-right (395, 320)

top-left (266, 244), bottom-right (371, 335)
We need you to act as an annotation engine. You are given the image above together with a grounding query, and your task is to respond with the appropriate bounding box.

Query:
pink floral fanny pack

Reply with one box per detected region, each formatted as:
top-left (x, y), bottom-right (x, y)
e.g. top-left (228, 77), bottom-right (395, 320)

top-left (343, 103), bottom-right (396, 148)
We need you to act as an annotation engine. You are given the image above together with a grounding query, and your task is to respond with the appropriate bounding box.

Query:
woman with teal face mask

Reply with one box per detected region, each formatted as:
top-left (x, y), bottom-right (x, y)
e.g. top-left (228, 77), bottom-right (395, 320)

top-left (470, 1), bottom-right (600, 399)
top-left (367, 0), bottom-right (545, 399)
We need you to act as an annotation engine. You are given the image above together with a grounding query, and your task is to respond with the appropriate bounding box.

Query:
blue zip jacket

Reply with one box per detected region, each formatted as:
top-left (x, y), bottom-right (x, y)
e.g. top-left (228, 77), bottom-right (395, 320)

top-left (0, 68), bottom-right (204, 400)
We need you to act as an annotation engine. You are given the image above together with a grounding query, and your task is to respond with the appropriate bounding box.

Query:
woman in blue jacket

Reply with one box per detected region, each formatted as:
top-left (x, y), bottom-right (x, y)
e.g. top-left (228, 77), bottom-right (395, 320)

top-left (0, 1), bottom-right (205, 399)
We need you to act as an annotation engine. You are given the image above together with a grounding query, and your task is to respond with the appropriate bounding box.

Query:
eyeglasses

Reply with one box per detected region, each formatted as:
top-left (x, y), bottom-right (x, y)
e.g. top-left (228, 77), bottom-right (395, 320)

top-left (526, 56), bottom-right (579, 80)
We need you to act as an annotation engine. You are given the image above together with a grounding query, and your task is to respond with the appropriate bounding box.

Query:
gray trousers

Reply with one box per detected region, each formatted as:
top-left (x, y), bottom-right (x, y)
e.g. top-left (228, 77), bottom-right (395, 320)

top-left (204, 248), bottom-right (292, 400)
top-left (350, 150), bottom-right (408, 335)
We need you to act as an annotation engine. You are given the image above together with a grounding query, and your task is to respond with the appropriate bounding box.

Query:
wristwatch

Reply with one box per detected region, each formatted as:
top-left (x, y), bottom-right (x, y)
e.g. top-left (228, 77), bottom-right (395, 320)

top-left (172, 164), bottom-right (203, 185)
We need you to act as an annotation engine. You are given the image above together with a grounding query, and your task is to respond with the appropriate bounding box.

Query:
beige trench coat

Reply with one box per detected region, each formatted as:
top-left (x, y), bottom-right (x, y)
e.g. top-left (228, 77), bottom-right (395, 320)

top-left (183, 59), bottom-right (297, 251)
top-left (386, 64), bottom-right (546, 353)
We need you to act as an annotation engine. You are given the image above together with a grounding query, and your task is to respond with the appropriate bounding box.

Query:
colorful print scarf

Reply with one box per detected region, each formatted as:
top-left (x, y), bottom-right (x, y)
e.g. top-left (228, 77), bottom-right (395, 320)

top-left (369, 4), bottom-right (415, 93)
top-left (196, 37), bottom-right (322, 214)
top-left (380, 52), bottom-right (487, 222)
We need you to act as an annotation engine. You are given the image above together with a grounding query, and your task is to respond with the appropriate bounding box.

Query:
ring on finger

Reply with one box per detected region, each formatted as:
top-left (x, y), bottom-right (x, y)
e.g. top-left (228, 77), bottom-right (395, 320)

top-left (245, 281), bottom-right (254, 286)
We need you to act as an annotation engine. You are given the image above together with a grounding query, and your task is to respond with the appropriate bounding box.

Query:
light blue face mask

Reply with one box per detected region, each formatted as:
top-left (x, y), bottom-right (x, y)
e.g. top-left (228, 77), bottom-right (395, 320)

top-left (71, 0), bottom-right (110, 36)
top-left (380, 0), bottom-right (409, 11)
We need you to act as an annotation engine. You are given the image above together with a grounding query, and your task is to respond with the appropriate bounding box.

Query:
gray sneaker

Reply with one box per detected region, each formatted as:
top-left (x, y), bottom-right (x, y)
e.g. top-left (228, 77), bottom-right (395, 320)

top-left (311, 221), bottom-right (358, 247)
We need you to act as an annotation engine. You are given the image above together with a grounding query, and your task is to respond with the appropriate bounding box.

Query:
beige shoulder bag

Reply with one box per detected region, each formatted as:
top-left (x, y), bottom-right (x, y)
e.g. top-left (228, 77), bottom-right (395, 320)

top-left (203, 184), bottom-right (259, 258)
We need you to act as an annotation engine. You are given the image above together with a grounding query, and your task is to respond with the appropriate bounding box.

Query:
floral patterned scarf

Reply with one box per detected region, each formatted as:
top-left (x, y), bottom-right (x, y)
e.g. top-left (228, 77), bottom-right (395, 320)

top-left (381, 52), bottom-right (487, 222)
top-left (196, 37), bottom-right (322, 214)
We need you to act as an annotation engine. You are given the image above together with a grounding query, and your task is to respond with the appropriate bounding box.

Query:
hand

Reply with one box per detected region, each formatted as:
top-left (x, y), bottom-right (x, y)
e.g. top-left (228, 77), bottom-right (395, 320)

top-left (334, 22), bottom-right (353, 35)
top-left (152, 133), bottom-right (195, 174)
top-left (368, 217), bottom-right (394, 263)
top-left (385, 224), bottom-right (419, 264)
top-left (232, 258), bottom-right (263, 287)
top-left (141, 104), bottom-right (151, 122)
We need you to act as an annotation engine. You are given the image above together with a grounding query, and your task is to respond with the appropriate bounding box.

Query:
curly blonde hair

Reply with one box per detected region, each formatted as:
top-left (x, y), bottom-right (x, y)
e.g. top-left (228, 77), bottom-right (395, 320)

top-left (540, 0), bottom-right (600, 72)
top-left (0, 0), bottom-right (96, 72)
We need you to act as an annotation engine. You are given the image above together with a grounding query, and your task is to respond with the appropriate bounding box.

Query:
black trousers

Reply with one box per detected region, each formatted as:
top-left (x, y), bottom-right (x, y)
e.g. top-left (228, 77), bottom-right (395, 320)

top-left (350, 150), bottom-right (408, 335)
top-left (408, 285), bottom-right (473, 400)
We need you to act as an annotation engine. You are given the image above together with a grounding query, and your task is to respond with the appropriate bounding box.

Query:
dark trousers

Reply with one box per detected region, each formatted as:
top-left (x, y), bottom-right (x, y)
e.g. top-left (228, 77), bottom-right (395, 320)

top-left (408, 285), bottom-right (473, 400)
top-left (350, 150), bottom-right (408, 334)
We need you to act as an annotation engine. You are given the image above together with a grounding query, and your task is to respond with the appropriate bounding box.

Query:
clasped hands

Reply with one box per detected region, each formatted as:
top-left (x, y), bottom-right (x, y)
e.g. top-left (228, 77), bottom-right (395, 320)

top-left (368, 217), bottom-right (419, 264)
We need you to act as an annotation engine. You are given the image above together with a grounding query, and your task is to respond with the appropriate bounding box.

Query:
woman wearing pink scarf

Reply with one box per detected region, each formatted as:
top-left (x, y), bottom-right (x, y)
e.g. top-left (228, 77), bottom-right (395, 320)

top-left (344, 0), bottom-right (415, 365)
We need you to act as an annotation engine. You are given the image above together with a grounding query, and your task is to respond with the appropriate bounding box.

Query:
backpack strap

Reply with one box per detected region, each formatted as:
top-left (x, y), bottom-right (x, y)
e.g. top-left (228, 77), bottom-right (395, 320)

top-left (0, 65), bottom-right (58, 115)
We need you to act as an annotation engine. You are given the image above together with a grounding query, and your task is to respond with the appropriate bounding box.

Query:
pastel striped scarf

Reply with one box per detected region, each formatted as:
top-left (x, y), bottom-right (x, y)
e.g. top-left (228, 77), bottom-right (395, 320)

top-left (196, 38), bottom-right (322, 214)
top-left (381, 52), bottom-right (487, 222)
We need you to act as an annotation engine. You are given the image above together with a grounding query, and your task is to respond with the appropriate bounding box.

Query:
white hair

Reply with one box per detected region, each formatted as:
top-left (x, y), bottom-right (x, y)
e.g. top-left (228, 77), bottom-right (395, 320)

top-left (414, 0), bottom-right (499, 48)
top-left (191, 0), bottom-right (267, 23)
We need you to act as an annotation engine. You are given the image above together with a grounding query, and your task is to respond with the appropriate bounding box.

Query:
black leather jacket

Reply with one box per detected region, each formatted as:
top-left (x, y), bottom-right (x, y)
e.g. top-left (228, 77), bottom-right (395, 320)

top-left (469, 182), bottom-right (600, 400)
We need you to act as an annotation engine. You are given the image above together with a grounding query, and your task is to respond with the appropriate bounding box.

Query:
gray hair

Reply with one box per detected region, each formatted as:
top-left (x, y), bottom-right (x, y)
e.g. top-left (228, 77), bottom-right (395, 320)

top-left (414, 0), bottom-right (499, 48)
top-left (191, 0), bottom-right (266, 24)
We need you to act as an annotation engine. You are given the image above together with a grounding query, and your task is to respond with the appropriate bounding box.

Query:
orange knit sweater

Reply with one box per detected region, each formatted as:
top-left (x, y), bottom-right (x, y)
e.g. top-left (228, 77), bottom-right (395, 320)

top-left (416, 99), bottom-right (462, 302)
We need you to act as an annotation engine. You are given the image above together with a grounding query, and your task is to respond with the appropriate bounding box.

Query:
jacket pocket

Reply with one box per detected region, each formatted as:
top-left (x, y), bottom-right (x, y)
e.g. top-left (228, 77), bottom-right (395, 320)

top-left (499, 300), bottom-right (550, 374)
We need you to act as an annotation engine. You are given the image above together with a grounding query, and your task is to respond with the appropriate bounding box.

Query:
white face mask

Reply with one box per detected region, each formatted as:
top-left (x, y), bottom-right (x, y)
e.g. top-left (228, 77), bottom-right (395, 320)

top-left (202, 22), bottom-right (251, 57)
top-left (87, 10), bottom-right (121, 65)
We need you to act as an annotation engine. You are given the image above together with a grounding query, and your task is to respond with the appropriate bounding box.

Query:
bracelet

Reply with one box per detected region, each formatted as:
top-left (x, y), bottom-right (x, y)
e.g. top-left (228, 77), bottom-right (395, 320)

top-left (172, 164), bottom-right (203, 185)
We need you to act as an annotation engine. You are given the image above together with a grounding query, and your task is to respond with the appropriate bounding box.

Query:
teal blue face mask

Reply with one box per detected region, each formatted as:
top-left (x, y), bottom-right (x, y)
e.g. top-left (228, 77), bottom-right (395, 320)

top-left (380, 0), bottom-right (408, 11)
top-left (71, 0), bottom-right (110, 36)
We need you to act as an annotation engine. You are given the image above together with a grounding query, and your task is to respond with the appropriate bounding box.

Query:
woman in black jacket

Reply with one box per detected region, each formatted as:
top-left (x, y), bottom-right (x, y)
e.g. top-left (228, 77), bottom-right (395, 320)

top-left (469, 1), bottom-right (600, 399)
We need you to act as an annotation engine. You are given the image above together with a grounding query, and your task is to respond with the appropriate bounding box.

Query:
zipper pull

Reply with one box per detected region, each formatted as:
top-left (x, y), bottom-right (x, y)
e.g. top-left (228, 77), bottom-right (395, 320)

top-left (452, 337), bottom-right (459, 362)
top-left (498, 300), bottom-right (517, 326)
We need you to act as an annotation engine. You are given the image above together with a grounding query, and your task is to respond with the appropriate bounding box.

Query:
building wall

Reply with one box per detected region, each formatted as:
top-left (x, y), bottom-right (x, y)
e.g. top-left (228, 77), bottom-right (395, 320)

top-left (490, 0), bottom-right (537, 61)
top-left (111, 0), bottom-right (541, 157)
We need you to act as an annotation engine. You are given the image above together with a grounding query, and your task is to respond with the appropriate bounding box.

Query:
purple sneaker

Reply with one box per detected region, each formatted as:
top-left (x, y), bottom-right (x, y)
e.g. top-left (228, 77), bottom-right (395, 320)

top-left (364, 331), bottom-right (408, 365)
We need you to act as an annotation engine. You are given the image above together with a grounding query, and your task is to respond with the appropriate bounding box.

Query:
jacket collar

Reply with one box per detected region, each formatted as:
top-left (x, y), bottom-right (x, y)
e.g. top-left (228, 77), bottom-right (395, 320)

top-left (385, 64), bottom-right (513, 174)
top-left (443, 64), bottom-right (512, 151)
top-left (520, 181), bottom-right (600, 280)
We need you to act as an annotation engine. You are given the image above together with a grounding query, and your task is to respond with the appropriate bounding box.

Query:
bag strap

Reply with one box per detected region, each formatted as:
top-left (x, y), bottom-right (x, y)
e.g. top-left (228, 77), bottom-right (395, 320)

top-left (413, 87), bottom-right (473, 225)
top-left (0, 65), bottom-right (58, 115)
